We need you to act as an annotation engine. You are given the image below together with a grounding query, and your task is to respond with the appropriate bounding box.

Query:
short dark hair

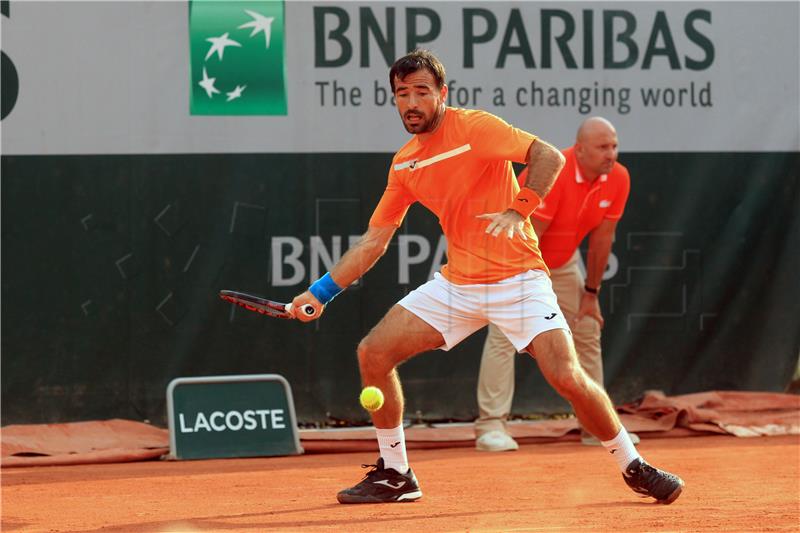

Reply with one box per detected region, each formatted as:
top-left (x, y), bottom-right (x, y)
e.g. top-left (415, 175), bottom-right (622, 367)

top-left (389, 49), bottom-right (446, 93)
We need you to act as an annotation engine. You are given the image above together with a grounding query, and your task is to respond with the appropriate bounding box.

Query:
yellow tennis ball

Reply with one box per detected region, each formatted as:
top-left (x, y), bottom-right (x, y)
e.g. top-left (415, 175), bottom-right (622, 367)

top-left (359, 386), bottom-right (384, 412)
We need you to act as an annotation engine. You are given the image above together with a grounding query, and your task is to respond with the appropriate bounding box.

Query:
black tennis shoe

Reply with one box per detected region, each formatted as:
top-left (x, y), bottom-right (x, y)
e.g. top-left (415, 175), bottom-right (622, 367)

top-left (623, 458), bottom-right (684, 504)
top-left (337, 457), bottom-right (422, 504)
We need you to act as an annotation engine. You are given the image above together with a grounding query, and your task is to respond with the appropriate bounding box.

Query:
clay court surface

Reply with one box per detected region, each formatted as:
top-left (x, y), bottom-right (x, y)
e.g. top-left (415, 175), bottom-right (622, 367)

top-left (2, 434), bottom-right (798, 532)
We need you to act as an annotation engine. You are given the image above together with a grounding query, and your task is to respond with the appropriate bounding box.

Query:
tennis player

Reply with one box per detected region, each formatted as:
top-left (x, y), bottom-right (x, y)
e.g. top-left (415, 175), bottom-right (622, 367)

top-left (475, 117), bottom-right (640, 449)
top-left (290, 50), bottom-right (684, 505)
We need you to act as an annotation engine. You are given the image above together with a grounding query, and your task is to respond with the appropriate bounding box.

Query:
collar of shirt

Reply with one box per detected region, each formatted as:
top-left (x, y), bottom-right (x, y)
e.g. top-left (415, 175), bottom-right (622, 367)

top-left (574, 160), bottom-right (608, 184)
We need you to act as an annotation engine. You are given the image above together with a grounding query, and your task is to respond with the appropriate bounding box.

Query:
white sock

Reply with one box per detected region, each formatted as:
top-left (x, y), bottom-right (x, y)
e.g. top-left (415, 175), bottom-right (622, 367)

top-left (376, 424), bottom-right (408, 474)
top-left (601, 427), bottom-right (641, 473)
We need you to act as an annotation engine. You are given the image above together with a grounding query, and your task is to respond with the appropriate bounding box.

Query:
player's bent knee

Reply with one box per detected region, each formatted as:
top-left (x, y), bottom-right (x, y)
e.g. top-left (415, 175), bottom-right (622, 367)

top-left (356, 337), bottom-right (392, 375)
top-left (356, 337), bottom-right (376, 364)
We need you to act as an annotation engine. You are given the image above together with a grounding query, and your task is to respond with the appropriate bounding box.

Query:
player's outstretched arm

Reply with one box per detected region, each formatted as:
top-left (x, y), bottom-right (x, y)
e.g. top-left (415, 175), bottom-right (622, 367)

top-left (330, 225), bottom-right (397, 288)
top-left (290, 225), bottom-right (397, 322)
top-left (522, 138), bottom-right (565, 199)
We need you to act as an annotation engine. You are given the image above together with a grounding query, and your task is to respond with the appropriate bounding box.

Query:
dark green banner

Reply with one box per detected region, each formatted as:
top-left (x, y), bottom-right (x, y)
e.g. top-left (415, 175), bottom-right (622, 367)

top-left (2, 152), bottom-right (798, 425)
top-left (168, 375), bottom-right (302, 459)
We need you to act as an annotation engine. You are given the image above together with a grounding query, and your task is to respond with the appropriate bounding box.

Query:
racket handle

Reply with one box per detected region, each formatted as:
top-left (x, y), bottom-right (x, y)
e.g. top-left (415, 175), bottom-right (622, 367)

top-left (286, 303), bottom-right (317, 317)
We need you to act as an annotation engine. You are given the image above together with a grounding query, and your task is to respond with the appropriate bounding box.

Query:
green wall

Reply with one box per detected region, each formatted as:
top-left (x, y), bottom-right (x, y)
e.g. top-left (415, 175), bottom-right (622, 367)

top-left (2, 152), bottom-right (798, 425)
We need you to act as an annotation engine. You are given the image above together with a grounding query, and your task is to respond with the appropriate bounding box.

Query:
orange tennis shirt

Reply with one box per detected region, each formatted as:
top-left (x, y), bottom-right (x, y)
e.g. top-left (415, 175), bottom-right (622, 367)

top-left (527, 146), bottom-right (631, 269)
top-left (369, 107), bottom-right (549, 284)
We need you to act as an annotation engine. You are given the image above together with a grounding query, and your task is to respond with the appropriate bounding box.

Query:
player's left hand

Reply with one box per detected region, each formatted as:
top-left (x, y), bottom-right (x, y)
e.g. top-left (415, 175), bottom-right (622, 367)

top-left (574, 291), bottom-right (604, 328)
top-left (476, 209), bottom-right (528, 240)
top-left (290, 291), bottom-right (325, 322)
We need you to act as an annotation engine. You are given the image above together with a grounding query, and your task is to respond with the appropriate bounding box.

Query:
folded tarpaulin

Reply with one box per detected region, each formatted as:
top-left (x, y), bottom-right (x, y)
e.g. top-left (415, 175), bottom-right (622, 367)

top-left (2, 391), bottom-right (798, 465)
top-left (618, 390), bottom-right (800, 437)
top-left (299, 390), bottom-right (800, 453)
top-left (1, 419), bottom-right (168, 468)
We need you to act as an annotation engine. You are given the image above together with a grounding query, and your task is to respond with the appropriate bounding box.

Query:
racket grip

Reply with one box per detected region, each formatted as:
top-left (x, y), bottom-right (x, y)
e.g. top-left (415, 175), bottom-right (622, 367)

top-left (286, 303), bottom-right (317, 317)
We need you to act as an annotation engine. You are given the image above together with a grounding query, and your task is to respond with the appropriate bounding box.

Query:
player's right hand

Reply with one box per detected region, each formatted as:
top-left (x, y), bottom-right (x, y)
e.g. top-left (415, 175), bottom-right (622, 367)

top-left (290, 291), bottom-right (324, 322)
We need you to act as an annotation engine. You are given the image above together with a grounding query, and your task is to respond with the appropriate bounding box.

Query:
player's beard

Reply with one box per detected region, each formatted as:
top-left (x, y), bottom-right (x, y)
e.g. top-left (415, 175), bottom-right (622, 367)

top-left (402, 105), bottom-right (444, 134)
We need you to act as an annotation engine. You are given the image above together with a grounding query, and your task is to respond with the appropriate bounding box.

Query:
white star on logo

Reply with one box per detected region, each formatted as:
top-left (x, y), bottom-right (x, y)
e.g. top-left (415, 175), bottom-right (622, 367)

top-left (198, 67), bottom-right (220, 98)
top-left (226, 84), bottom-right (247, 102)
top-left (238, 9), bottom-right (275, 49)
top-left (205, 32), bottom-right (242, 61)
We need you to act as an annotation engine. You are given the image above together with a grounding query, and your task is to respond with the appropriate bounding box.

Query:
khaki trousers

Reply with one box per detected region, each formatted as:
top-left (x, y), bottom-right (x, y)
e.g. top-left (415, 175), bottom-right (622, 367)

top-left (475, 251), bottom-right (603, 435)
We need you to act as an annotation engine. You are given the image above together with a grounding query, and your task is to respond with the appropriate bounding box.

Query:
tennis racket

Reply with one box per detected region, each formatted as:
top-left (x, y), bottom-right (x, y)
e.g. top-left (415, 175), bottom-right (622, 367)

top-left (219, 290), bottom-right (317, 319)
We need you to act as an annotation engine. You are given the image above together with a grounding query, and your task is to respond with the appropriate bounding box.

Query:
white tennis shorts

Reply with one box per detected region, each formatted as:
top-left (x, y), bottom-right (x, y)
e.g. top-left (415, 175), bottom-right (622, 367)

top-left (397, 269), bottom-right (570, 352)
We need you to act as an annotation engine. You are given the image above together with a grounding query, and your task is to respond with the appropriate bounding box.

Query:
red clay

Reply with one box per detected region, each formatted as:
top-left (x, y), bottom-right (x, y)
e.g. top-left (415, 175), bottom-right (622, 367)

top-left (2, 435), bottom-right (798, 532)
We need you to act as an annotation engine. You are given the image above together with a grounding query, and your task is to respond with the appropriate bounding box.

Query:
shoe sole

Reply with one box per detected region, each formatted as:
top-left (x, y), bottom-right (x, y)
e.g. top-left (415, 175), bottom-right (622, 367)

top-left (657, 483), bottom-right (684, 505)
top-left (476, 444), bottom-right (519, 452)
top-left (337, 490), bottom-right (422, 504)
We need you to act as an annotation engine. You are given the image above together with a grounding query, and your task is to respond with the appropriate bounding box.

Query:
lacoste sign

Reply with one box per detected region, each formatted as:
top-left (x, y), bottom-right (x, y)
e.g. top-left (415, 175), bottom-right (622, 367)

top-left (178, 408), bottom-right (287, 433)
top-left (167, 374), bottom-right (303, 459)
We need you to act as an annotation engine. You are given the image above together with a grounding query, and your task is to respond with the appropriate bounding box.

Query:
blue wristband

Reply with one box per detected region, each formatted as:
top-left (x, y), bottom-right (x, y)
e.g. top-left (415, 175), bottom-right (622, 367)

top-left (308, 272), bottom-right (344, 305)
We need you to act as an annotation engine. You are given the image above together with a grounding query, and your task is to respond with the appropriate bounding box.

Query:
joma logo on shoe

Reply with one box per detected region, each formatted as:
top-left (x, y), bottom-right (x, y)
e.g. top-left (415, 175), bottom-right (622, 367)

top-left (374, 480), bottom-right (406, 489)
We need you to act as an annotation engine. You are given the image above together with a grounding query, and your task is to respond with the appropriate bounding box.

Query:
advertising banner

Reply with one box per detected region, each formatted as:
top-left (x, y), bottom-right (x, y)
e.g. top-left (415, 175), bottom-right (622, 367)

top-left (2, 1), bottom-right (798, 154)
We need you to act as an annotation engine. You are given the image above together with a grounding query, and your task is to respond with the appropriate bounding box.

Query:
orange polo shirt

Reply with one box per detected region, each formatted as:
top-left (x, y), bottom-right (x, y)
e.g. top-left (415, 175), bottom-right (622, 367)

top-left (369, 107), bottom-right (548, 284)
top-left (527, 146), bottom-right (630, 269)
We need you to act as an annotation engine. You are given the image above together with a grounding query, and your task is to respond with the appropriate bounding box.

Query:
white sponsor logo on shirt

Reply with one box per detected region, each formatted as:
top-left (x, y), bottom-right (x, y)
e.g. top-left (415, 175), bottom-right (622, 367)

top-left (599, 200), bottom-right (612, 208)
top-left (393, 144), bottom-right (472, 172)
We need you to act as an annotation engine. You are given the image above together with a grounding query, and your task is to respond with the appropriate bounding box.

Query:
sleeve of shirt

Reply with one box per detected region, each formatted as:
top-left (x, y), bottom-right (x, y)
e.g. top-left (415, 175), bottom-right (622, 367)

top-left (604, 166), bottom-right (631, 220)
top-left (368, 168), bottom-right (415, 227)
top-left (531, 170), bottom-right (562, 221)
top-left (469, 111), bottom-right (537, 163)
